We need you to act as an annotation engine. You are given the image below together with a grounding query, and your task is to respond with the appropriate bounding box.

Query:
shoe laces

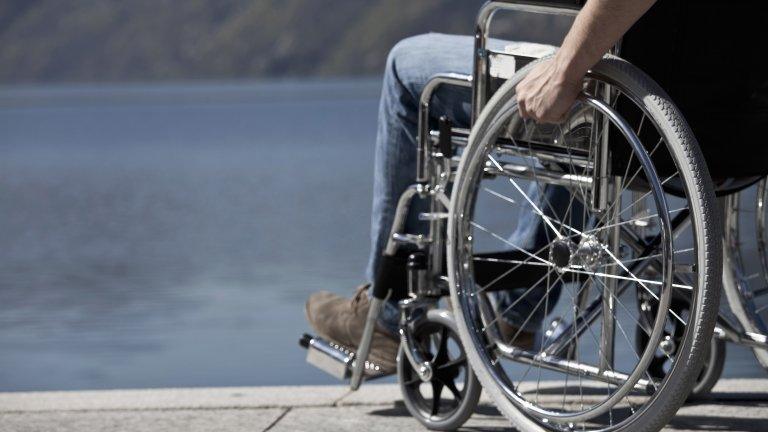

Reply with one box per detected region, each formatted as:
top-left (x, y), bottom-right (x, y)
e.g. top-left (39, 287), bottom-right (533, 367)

top-left (350, 284), bottom-right (371, 310)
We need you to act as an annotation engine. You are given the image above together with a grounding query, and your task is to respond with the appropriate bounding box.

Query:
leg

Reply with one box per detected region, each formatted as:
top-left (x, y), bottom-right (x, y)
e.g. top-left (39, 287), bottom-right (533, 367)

top-left (365, 33), bottom-right (480, 334)
top-left (307, 34), bottom-right (480, 374)
top-left (366, 33), bottom-right (477, 284)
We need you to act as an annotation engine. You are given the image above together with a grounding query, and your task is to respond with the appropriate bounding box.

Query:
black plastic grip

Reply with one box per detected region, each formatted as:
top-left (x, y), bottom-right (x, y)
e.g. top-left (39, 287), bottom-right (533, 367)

top-left (438, 116), bottom-right (453, 157)
top-left (372, 253), bottom-right (409, 300)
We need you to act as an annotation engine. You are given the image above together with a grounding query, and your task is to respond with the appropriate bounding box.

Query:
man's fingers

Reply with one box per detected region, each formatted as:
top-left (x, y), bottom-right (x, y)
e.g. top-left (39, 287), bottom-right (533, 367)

top-left (544, 107), bottom-right (567, 124)
top-left (518, 97), bottom-right (529, 120)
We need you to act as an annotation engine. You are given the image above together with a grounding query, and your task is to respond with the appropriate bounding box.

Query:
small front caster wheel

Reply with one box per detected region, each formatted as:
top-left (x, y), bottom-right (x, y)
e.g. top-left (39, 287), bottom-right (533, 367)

top-left (397, 309), bottom-right (481, 431)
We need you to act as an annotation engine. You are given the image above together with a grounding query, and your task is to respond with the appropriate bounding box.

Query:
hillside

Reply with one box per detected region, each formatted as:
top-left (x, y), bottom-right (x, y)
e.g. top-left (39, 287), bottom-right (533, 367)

top-left (0, 0), bottom-right (570, 84)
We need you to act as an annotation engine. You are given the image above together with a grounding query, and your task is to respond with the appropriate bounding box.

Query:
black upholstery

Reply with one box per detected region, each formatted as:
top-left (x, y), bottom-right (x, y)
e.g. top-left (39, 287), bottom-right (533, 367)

top-left (622, 1), bottom-right (768, 179)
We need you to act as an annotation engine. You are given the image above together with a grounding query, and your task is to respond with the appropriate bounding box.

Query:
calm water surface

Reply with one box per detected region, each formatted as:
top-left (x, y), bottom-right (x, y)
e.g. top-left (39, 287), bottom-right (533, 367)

top-left (0, 80), bottom-right (763, 391)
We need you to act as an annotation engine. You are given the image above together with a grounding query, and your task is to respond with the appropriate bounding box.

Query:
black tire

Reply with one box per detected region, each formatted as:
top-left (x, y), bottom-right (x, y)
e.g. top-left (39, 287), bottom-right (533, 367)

top-left (448, 55), bottom-right (722, 431)
top-left (398, 309), bottom-right (482, 431)
top-left (688, 336), bottom-right (726, 400)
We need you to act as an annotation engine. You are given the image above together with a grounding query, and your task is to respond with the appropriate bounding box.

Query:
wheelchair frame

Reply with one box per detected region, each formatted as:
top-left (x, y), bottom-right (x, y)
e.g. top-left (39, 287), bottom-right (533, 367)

top-left (301, 0), bottom-right (768, 423)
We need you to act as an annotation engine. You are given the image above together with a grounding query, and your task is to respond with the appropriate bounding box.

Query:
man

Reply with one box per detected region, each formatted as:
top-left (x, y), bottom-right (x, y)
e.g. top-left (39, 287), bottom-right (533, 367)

top-left (305, 0), bottom-right (768, 373)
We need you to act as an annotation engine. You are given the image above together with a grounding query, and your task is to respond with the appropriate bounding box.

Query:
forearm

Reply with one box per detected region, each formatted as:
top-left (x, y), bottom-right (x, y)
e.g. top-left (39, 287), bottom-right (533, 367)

top-left (515, 0), bottom-right (656, 123)
top-left (554, 0), bottom-right (656, 83)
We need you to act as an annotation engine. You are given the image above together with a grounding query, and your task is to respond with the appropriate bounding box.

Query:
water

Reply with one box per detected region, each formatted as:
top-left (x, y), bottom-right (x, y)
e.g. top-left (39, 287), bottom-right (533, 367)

top-left (0, 80), bottom-right (763, 392)
top-left (0, 80), bottom-right (382, 391)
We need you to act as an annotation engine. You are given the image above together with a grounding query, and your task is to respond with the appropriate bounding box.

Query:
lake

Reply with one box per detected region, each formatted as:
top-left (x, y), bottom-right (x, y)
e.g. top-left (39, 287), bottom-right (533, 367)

top-left (0, 80), bottom-right (764, 391)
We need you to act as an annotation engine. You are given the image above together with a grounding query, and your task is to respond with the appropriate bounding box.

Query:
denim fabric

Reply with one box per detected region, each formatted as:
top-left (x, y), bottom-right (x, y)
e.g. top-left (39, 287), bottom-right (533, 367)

top-left (368, 33), bottom-right (579, 335)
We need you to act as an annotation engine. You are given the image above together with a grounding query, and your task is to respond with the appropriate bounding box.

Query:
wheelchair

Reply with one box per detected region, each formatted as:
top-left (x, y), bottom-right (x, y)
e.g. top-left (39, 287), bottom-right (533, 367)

top-left (301, 1), bottom-right (768, 430)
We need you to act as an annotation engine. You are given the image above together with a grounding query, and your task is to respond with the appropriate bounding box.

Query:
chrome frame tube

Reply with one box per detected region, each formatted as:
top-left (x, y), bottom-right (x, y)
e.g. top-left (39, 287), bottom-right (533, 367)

top-left (472, 1), bottom-right (579, 122)
top-left (433, 128), bottom-right (593, 168)
top-left (399, 327), bottom-right (433, 380)
top-left (590, 99), bottom-right (610, 212)
top-left (350, 296), bottom-right (385, 390)
top-left (384, 184), bottom-right (424, 256)
top-left (417, 73), bottom-right (472, 182)
top-left (495, 342), bottom-right (655, 393)
top-left (486, 161), bottom-right (593, 188)
top-left (715, 314), bottom-right (768, 349)
top-left (599, 176), bottom-right (622, 372)
top-left (417, 73), bottom-right (472, 292)
top-left (398, 298), bottom-right (437, 381)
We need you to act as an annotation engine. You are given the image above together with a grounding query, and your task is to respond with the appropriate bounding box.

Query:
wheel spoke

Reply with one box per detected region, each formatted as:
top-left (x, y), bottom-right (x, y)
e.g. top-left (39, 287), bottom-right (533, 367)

top-left (582, 207), bottom-right (687, 236)
top-left (593, 138), bottom-right (666, 229)
top-left (482, 267), bottom-right (557, 333)
top-left (430, 380), bottom-right (444, 416)
top-left (432, 327), bottom-right (449, 363)
top-left (562, 268), bottom-right (692, 291)
top-left (474, 242), bottom-right (554, 294)
top-left (470, 221), bottom-right (553, 266)
top-left (442, 377), bottom-right (463, 401)
top-left (610, 248), bottom-right (693, 267)
top-left (404, 376), bottom-right (421, 387)
top-left (437, 356), bottom-right (466, 372)
top-left (473, 256), bottom-right (551, 267)
top-left (487, 154), bottom-right (564, 240)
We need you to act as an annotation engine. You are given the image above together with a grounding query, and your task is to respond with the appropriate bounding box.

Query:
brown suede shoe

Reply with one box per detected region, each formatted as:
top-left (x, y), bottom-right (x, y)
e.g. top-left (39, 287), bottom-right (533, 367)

top-left (305, 284), bottom-right (400, 374)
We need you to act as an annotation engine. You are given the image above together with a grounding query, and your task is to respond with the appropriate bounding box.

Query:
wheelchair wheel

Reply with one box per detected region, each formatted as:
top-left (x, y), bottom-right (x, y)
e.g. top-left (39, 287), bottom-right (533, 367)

top-left (448, 55), bottom-right (721, 431)
top-left (723, 178), bottom-right (768, 370)
top-left (397, 309), bottom-right (481, 431)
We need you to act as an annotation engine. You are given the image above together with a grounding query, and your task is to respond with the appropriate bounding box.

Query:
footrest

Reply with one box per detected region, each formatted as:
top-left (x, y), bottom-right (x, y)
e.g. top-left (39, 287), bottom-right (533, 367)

top-left (299, 334), bottom-right (388, 381)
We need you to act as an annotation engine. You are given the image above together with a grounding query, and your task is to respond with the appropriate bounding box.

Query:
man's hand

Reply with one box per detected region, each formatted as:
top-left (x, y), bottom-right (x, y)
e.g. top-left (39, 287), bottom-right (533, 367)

top-left (515, 0), bottom-right (657, 124)
top-left (515, 58), bottom-right (583, 124)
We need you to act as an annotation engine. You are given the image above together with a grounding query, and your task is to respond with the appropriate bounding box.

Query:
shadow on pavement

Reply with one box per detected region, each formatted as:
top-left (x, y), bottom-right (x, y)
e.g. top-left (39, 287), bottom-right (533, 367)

top-left (668, 414), bottom-right (765, 432)
top-left (369, 401), bottom-right (501, 418)
top-left (367, 392), bottom-right (768, 432)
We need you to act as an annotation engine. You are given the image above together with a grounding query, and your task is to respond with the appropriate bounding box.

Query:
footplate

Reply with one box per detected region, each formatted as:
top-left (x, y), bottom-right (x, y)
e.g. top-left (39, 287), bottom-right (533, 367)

top-left (299, 334), bottom-right (389, 381)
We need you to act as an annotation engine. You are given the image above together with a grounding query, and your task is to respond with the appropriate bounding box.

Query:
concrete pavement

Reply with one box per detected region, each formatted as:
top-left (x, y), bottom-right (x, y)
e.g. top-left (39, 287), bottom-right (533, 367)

top-left (0, 379), bottom-right (766, 431)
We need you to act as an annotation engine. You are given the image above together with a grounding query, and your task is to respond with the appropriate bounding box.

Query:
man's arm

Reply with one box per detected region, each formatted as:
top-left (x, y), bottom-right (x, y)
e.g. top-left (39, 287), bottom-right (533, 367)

top-left (516, 0), bottom-right (656, 123)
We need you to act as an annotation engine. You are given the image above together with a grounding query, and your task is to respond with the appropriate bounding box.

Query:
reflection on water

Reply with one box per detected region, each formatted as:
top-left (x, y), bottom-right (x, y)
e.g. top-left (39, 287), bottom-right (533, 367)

top-left (0, 80), bottom-right (763, 392)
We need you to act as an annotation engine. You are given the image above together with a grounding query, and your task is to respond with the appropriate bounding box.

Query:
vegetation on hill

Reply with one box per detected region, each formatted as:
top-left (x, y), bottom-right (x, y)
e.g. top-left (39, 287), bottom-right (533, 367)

top-left (0, 0), bottom-right (570, 83)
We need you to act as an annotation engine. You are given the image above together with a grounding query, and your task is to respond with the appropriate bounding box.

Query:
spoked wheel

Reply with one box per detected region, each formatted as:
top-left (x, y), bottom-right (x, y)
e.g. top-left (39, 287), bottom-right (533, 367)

top-left (636, 292), bottom-right (725, 400)
top-left (398, 309), bottom-right (481, 431)
top-left (723, 178), bottom-right (768, 370)
top-left (448, 56), bottom-right (721, 431)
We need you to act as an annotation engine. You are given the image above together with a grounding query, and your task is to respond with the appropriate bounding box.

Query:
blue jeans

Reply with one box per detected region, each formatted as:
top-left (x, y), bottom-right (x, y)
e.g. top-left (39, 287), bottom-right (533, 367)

top-left (367, 34), bottom-right (576, 334)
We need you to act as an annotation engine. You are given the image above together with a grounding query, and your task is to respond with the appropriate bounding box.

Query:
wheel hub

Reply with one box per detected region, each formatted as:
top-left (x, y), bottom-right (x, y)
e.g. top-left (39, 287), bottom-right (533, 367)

top-left (549, 235), bottom-right (608, 273)
top-left (550, 239), bottom-right (576, 271)
top-left (573, 235), bottom-right (606, 272)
